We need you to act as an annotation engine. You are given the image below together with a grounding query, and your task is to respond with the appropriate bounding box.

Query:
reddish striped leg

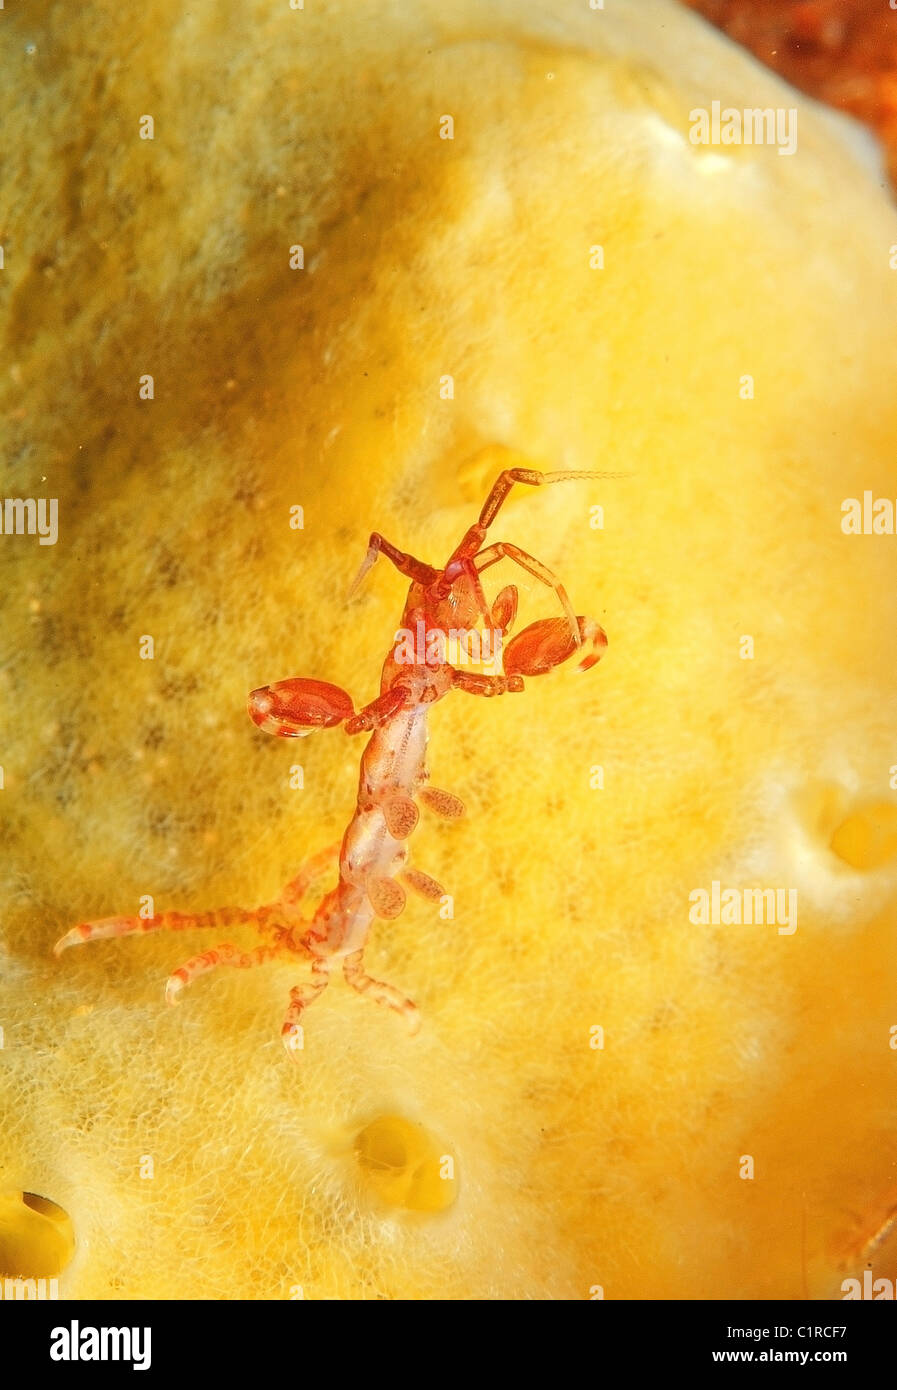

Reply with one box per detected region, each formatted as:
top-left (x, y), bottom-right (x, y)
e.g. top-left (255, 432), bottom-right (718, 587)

top-left (476, 541), bottom-right (581, 645)
top-left (53, 902), bottom-right (286, 957)
top-left (165, 943), bottom-right (284, 1004)
top-left (53, 842), bottom-right (342, 1013)
top-left (281, 957), bottom-right (331, 1058)
top-left (451, 670), bottom-right (524, 697)
top-left (348, 532), bottom-right (438, 597)
top-left (281, 841), bottom-right (340, 909)
top-left (343, 950), bottom-right (421, 1035)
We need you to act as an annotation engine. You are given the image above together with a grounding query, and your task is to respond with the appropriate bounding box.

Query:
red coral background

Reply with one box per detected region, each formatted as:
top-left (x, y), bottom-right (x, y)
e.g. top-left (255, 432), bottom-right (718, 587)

top-left (686, 0), bottom-right (897, 186)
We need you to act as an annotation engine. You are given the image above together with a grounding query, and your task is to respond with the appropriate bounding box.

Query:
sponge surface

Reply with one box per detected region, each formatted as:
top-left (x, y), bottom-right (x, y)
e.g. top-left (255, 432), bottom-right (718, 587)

top-left (1, 0), bottom-right (896, 1299)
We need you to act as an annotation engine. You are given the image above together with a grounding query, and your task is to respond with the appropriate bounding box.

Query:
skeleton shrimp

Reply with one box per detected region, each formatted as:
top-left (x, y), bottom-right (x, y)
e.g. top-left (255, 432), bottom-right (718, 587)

top-left (55, 466), bottom-right (616, 1054)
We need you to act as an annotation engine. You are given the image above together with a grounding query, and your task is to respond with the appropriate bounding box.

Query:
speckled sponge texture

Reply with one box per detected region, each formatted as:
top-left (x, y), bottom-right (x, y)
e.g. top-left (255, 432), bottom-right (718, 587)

top-left (1, 0), bottom-right (897, 1300)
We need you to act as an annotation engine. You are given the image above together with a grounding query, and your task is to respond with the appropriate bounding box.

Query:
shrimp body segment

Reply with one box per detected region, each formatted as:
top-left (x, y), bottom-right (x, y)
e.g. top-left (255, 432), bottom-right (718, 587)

top-left (56, 465), bottom-right (616, 1053)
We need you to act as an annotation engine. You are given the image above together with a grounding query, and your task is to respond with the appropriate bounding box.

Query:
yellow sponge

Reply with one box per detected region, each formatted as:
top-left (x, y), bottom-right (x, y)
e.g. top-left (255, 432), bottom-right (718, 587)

top-left (1, 0), bottom-right (896, 1299)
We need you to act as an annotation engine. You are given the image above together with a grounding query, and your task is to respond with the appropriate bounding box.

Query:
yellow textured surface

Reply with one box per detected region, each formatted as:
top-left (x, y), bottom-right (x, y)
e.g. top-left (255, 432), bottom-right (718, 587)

top-left (354, 1115), bottom-right (457, 1214)
top-left (1, 0), bottom-right (897, 1299)
top-left (0, 1192), bottom-right (76, 1279)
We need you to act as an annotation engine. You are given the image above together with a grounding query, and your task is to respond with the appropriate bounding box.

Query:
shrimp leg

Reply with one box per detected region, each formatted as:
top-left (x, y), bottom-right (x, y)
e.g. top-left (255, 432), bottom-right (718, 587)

top-left (476, 541), bottom-right (580, 646)
top-left (282, 957), bottom-right (332, 1056)
top-left (450, 670), bottom-right (524, 697)
top-left (165, 942), bottom-right (285, 1004)
top-left (349, 532), bottom-right (437, 598)
top-left (342, 949), bottom-right (420, 1034)
top-left (54, 842), bottom-right (339, 956)
top-left (53, 902), bottom-right (288, 956)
